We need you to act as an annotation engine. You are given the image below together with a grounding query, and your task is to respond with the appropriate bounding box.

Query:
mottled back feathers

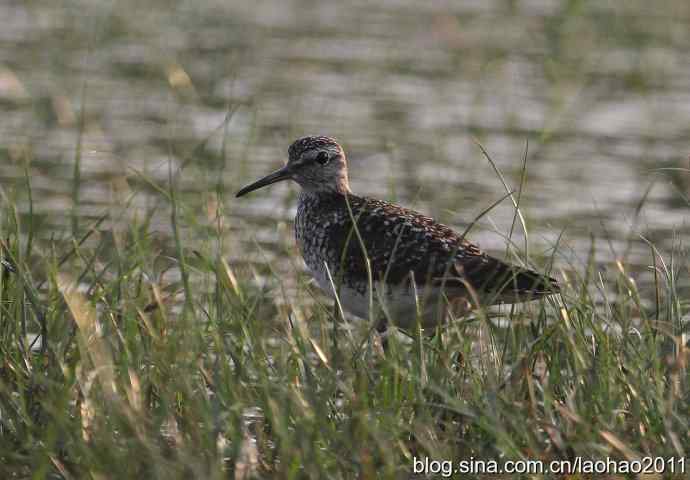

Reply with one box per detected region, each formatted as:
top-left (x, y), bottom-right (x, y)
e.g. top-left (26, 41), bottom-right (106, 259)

top-left (295, 191), bottom-right (559, 302)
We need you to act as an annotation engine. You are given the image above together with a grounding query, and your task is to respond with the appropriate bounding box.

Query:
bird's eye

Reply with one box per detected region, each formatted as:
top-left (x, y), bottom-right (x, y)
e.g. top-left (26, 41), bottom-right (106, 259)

top-left (315, 151), bottom-right (330, 165)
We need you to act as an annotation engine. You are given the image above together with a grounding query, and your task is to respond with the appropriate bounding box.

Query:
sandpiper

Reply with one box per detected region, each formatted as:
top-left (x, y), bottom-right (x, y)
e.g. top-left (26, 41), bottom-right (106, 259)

top-left (236, 136), bottom-right (559, 331)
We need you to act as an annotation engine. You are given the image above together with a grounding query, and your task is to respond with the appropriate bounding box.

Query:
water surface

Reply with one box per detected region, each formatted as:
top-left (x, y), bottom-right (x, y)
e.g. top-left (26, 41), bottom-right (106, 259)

top-left (2, 0), bottom-right (689, 297)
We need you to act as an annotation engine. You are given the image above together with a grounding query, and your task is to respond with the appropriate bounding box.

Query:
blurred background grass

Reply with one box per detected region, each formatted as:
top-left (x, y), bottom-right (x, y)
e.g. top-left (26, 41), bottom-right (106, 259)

top-left (0, 0), bottom-right (688, 478)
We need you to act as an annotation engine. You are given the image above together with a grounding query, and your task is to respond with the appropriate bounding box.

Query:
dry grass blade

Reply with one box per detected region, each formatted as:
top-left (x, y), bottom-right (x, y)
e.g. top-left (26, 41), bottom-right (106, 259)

top-left (599, 430), bottom-right (640, 462)
top-left (58, 274), bottom-right (117, 401)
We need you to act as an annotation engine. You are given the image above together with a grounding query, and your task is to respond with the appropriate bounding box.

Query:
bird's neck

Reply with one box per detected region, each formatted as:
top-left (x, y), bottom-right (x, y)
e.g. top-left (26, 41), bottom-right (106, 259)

top-left (298, 188), bottom-right (351, 203)
top-left (300, 178), bottom-right (351, 196)
top-left (335, 176), bottom-right (351, 195)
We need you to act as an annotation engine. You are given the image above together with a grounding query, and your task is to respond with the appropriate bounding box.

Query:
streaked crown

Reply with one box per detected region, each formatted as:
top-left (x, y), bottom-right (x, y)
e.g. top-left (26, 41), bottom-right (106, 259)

top-left (288, 136), bottom-right (341, 162)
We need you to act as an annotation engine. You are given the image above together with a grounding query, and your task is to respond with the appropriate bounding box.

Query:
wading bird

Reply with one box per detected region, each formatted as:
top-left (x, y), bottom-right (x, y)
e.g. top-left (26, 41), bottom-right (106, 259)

top-left (236, 136), bottom-right (559, 334)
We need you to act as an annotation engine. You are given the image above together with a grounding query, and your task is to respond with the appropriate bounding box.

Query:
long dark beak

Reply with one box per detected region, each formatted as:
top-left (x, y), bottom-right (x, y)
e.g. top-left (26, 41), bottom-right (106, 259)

top-left (235, 165), bottom-right (292, 198)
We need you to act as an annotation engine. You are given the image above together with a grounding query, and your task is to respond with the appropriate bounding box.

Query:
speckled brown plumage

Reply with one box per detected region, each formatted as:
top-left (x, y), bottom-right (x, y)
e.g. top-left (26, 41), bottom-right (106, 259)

top-left (295, 190), bottom-right (558, 300)
top-left (237, 135), bottom-right (560, 329)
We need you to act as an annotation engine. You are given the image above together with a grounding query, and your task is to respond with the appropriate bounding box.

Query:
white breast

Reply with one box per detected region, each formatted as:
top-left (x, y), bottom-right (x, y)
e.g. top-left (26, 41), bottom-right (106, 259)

top-left (307, 262), bottom-right (371, 320)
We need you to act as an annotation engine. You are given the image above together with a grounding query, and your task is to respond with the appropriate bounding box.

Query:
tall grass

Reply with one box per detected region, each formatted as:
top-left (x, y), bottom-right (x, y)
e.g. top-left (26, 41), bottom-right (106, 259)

top-left (0, 153), bottom-right (687, 479)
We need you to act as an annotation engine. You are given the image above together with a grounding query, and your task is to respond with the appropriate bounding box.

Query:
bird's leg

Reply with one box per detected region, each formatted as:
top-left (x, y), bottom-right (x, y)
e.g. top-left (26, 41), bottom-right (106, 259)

top-left (332, 300), bottom-right (341, 365)
top-left (374, 316), bottom-right (389, 352)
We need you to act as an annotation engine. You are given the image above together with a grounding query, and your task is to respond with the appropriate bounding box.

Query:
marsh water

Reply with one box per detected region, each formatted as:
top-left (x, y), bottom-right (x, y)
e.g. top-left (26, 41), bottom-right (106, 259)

top-left (1, 0), bottom-right (689, 297)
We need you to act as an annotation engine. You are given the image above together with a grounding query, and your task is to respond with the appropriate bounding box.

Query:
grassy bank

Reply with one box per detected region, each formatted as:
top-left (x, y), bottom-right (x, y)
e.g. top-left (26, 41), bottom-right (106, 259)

top-left (0, 165), bottom-right (687, 479)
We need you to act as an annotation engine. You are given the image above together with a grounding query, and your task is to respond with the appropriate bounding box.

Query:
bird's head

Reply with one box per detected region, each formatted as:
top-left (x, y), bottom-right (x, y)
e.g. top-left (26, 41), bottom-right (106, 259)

top-left (236, 136), bottom-right (350, 197)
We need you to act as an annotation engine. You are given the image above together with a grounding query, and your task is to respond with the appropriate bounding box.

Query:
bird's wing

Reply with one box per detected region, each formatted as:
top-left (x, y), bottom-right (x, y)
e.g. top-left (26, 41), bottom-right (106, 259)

top-left (330, 195), bottom-right (558, 300)
top-left (329, 195), bottom-right (478, 285)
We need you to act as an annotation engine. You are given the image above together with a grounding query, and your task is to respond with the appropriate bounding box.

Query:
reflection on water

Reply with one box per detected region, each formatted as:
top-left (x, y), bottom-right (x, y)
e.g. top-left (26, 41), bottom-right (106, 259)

top-left (1, 0), bottom-right (688, 296)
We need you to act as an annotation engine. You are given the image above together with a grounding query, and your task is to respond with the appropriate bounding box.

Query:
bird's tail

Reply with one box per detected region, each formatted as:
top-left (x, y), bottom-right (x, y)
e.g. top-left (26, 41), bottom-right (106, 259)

top-left (442, 256), bottom-right (560, 304)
